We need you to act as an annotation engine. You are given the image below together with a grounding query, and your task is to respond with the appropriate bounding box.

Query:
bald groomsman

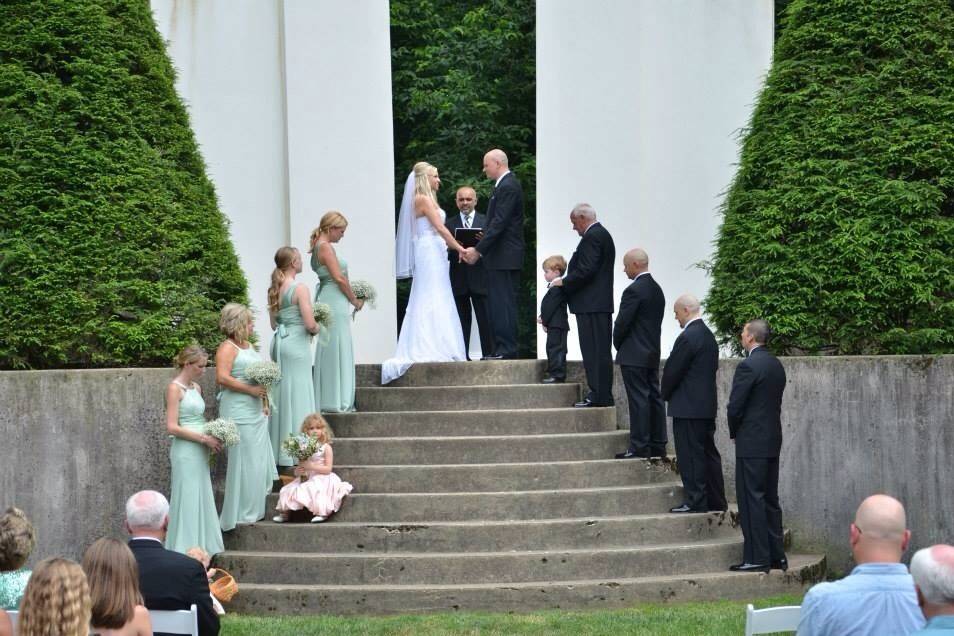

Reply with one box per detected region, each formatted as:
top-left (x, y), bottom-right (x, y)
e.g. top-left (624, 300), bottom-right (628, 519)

top-left (613, 248), bottom-right (666, 459)
top-left (446, 186), bottom-right (494, 359)
top-left (661, 294), bottom-right (726, 513)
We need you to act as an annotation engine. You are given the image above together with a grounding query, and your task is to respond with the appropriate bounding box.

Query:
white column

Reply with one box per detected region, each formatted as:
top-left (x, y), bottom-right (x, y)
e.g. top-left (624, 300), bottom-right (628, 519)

top-left (536, 0), bottom-right (774, 359)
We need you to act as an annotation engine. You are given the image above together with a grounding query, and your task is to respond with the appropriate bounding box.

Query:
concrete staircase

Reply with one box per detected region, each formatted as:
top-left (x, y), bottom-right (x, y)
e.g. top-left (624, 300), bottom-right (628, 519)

top-left (219, 361), bottom-right (824, 615)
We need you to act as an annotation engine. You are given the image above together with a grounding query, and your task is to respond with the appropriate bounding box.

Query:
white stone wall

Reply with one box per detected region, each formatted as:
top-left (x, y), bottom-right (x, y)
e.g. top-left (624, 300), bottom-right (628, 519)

top-left (536, 0), bottom-right (774, 359)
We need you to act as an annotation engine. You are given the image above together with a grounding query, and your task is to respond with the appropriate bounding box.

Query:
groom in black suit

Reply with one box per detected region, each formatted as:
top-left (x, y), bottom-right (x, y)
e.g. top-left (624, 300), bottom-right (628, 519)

top-left (446, 186), bottom-right (494, 358)
top-left (550, 203), bottom-right (616, 407)
top-left (462, 149), bottom-right (525, 359)
top-left (613, 248), bottom-right (666, 459)
top-left (124, 490), bottom-right (220, 636)
top-left (727, 319), bottom-right (788, 573)
top-left (661, 293), bottom-right (727, 512)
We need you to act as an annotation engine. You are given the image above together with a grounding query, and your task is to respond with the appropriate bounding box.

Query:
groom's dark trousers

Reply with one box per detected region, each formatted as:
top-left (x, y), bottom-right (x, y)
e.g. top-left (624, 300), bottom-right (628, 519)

top-left (475, 172), bottom-right (525, 359)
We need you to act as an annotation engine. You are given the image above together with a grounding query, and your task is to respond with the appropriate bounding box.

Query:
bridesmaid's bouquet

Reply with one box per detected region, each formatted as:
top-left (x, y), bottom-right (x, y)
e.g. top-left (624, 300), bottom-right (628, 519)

top-left (244, 360), bottom-right (281, 413)
top-left (204, 418), bottom-right (240, 467)
top-left (281, 433), bottom-right (320, 482)
top-left (350, 280), bottom-right (377, 320)
top-left (313, 302), bottom-right (334, 329)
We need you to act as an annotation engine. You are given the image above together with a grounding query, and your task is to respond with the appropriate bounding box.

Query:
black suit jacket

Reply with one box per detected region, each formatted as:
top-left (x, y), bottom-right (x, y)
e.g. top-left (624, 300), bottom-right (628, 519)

top-left (612, 273), bottom-right (665, 368)
top-left (475, 172), bottom-right (525, 270)
top-left (562, 223), bottom-right (616, 314)
top-left (726, 347), bottom-right (787, 458)
top-left (540, 286), bottom-right (569, 330)
top-left (128, 539), bottom-right (220, 636)
top-left (661, 319), bottom-right (719, 419)
top-left (445, 211), bottom-right (488, 296)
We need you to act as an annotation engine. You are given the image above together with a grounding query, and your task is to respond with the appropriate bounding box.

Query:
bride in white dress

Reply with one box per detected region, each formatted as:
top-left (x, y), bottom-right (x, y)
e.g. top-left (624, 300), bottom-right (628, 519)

top-left (382, 162), bottom-right (468, 384)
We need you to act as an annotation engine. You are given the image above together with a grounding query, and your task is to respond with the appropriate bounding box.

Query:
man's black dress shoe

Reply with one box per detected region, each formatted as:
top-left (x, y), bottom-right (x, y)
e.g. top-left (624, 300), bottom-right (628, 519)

top-left (541, 377), bottom-right (565, 384)
top-left (574, 399), bottom-right (593, 408)
top-left (729, 563), bottom-right (770, 573)
top-left (670, 504), bottom-right (695, 513)
top-left (771, 557), bottom-right (789, 572)
top-left (481, 354), bottom-right (503, 360)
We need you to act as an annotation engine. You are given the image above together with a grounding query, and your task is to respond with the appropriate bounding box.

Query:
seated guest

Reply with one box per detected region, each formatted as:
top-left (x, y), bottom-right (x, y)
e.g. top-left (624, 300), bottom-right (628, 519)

top-left (0, 506), bottom-right (36, 609)
top-left (797, 494), bottom-right (925, 635)
top-left (83, 537), bottom-right (152, 636)
top-left (16, 557), bottom-right (91, 636)
top-left (124, 490), bottom-right (220, 636)
top-left (910, 544), bottom-right (954, 634)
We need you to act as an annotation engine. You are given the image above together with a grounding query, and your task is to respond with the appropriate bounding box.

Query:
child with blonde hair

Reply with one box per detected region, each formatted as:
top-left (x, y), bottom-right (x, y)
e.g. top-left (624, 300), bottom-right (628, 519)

top-left (273, 414), bottom-right (353, 523)
top-left (185, 547), bottom-right (225, 615)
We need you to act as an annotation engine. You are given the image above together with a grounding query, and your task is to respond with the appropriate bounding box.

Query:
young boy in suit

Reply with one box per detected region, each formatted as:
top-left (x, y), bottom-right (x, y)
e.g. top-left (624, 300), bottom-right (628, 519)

top-left (539, 255), bottom-right (569, 383)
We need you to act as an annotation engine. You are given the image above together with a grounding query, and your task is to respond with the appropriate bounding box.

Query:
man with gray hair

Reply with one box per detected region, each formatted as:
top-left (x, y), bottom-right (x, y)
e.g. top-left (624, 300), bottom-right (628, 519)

top-left (797, 494), bottom-right (925, 635)
top-left (125, 490), bottom-right (220, 636)
top-left (910, 544), bottom-right (954, 633)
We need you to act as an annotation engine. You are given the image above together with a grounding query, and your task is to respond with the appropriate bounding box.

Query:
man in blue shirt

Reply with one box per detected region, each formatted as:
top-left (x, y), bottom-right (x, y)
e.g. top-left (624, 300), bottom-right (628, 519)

top-left (911, 544), bottom-right (954, 634)
top-left (797, 494), bottom-right (925, 635)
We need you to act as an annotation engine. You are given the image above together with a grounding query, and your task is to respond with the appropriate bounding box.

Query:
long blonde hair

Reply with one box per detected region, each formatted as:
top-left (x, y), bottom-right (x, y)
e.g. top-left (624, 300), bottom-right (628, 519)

top-left (301, 412), bottom-right (334, 444)
top-left (82, 538), bottom-right (143, 630)
top-left (18, 557), bottom-right (91, 636)
top-left (308, 211), bottom-right (349, 252)
top-left (267, 246), bottom-right (299, 313)
top-left (413, 161), bottom-right (438, 202)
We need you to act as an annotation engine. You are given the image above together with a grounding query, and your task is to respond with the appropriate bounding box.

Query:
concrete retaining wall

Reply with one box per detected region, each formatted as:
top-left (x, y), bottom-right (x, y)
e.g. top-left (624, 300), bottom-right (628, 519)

top-left (2, 356), bottom-right (951, 572)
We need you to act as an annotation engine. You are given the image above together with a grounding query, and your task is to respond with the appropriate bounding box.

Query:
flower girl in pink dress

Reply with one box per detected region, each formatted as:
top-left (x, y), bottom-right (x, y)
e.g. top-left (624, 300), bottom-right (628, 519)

top-left (273, 414), bottom-right (353, 523)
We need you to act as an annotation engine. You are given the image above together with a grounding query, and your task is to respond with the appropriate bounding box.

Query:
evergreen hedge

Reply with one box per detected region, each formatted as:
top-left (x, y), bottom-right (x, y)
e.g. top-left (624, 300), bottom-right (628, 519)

top-left (707, 0), bottom-right (954, 355)
top-left (0, 0), bottom-right (248, 368)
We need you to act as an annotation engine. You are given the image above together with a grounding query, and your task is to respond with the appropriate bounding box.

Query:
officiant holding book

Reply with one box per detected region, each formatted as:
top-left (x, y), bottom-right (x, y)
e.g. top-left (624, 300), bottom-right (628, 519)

top-left (446, 186), bottom-right (494, 359)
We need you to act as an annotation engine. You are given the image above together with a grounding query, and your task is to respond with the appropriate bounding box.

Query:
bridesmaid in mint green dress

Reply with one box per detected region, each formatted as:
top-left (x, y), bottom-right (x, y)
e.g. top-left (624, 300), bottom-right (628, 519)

top-left (268, 247), bottom-right (320, 466)
top-left (216, 304), bottom-right (279, 531)
top-left (310, 211), bottom-right (364, 412)
top-left (164, 345), bottom-right (224, 555)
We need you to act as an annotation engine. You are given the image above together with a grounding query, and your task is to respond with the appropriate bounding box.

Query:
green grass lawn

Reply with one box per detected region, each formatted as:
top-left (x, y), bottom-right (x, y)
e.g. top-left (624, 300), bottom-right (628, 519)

top-left (220, 594), bottom-right (804, 635)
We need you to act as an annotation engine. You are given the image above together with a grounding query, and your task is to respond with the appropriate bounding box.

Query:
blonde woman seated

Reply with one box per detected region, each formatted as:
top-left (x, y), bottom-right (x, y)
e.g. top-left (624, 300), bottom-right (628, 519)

top-left (16, 557), bottom-right (91, 636)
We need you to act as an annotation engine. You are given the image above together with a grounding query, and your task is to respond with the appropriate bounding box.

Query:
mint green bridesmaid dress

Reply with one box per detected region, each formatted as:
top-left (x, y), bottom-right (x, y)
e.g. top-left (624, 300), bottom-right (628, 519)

top-left (165, 381), bottom-right (224, 555)
top-left (219, 342), bottom-right (279, 531)
top-left (312, 244), bottom-right (356, 412)
top-left (269, 282), bottom-right (316, 466)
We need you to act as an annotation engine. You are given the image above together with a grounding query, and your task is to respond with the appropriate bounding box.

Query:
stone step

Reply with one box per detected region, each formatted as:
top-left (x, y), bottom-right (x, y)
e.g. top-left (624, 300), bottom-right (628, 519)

top-left (327, 459), bottom-right (678, 493)
top-left (355, 383), bottom-right (581, 412)
top-left (218, 537), bottom-right (750, 585)
top-left (263, 484), bottom-right (683, 522)
top-left (223, 511), bottom-right (736, 553)
top-left (332, 431), bottom-right (630, 465)
top-left (325, 407), bottom-right (616, 437)
top-left (227, 554), bottom-right (825, 615)
top-left (357, 360), bottom-right (547, 387)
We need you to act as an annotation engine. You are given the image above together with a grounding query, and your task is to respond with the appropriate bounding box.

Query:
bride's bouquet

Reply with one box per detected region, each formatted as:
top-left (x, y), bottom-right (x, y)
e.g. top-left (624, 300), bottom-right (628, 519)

top-left (350, 280), bottom-right (377, 320)
top-left (204, 418), bottom-right (239, 467)
top-left (313, 302), bottom-right (334, 329)
top-left (281, 433), bottom-right (321, 482)
top-left (243, 360), bottom-right (281, 413)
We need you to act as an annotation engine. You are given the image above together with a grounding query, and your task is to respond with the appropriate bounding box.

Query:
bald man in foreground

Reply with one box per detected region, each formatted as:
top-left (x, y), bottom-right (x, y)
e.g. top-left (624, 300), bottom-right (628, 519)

top-left (911, 544), bottom-right (954, 634)
top-left (797, 495), bottom-right (925, 635)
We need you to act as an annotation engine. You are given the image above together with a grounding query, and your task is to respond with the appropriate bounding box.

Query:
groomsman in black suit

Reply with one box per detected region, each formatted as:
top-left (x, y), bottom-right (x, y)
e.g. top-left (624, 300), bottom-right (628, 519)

top-left (727, 319), bottom-right (788, 573)
top-left (661, 294), bottom-right (727, 512)
top-left (612, 248), bottom-right (667, 459)
top-left (462, 149), bottom-right (525, 359)
top-left (124, 490), bottom-right (220, 636)
top-left (445, 186), bottom-right (494, 359)
top-left (550, 203), bottom-right (616, 407)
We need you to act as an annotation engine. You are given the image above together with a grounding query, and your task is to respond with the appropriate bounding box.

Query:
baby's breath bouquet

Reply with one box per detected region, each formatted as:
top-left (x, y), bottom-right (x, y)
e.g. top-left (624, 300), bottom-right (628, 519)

top-left (244, 360), bottom-right (281, 412)
top-left (350, 280), bottom-right (377, 317)
top-left (313, 302), bottom-right (334, 329)
top-left (204, 418), bottom-right (239, 467)
top-left (281, 433), bottom-right (320, 482)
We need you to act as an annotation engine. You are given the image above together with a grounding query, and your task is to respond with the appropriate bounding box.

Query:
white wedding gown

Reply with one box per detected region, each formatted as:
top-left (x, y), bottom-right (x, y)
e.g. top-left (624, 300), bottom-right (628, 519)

top-left (382, 212), bottom-right (466, 384)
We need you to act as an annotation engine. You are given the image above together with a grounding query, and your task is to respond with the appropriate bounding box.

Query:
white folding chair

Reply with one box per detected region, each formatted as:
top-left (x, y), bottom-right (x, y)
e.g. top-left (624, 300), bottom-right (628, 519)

top-left (148, 604), bottom-right (199, 636)
top-left (745, 603), bottom-right (802, 636)
top-left (6, 609), bottom-right (17, 632)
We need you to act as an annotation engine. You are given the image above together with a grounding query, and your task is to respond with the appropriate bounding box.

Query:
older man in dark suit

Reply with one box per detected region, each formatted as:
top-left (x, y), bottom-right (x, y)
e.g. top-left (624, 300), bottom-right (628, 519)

top-left (661, 293), bottom-right (727, 513)
top-left (612, 248), bottom-right (666, 459)
top-left (124, 490), bottom-right (220, 636)
top-left (446, 186), bottom-right (494, 359)
top-left (726, 319), bottom-right (788, 573)
top-left (549, 203), bottom-right (616, 407)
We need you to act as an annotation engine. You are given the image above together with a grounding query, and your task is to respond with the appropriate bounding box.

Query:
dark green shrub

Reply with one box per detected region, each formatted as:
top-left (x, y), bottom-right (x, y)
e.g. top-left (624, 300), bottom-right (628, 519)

top-left (0, 0), bottom-right (248, 368)
top-left (707, 0), bottom-right (954, 355)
